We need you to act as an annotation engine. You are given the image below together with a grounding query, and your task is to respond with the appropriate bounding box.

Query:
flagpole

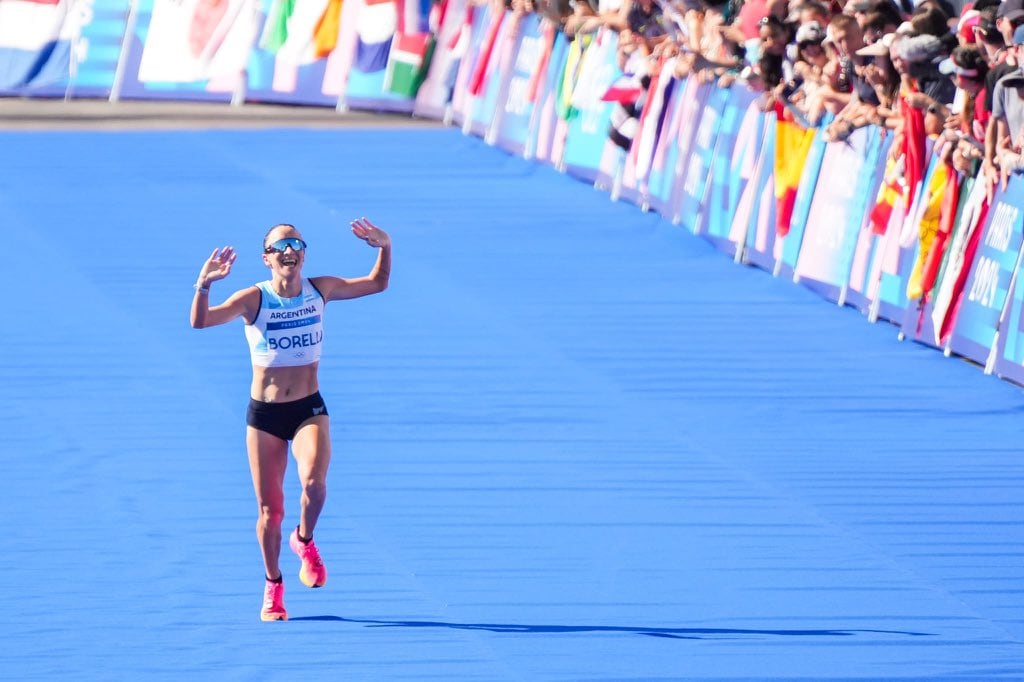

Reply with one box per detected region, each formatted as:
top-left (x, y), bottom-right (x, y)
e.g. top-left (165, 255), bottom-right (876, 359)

top-left (110, 0), bottom-right (139, 103)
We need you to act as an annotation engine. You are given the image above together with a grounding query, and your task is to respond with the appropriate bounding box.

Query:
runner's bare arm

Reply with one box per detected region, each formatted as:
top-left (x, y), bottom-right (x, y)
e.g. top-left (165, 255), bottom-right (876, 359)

top-left (192, 286), bottom-right (260, 329)
top-left (313, 218), bottom-right (391, 302)
top-left (190, 246), bottom-right (258, 328)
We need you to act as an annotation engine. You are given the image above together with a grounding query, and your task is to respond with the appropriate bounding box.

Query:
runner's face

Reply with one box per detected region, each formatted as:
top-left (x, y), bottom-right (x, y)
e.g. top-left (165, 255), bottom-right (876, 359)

top-left (263, 226), bottom-right (305, 274)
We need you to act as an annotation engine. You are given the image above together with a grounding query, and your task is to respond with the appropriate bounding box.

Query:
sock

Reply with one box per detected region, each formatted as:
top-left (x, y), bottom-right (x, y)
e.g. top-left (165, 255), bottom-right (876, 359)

top-left (296, 525), bottom-right (312, 544)
top-left (267, 574), bottom-right (283, 583)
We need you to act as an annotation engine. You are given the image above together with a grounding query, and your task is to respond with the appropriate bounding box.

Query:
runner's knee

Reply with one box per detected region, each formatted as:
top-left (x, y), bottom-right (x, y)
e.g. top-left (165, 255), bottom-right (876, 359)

top-left (257, 502), bottom-right (284, 526)
top-left (302, 479), bottom-right (327, 502)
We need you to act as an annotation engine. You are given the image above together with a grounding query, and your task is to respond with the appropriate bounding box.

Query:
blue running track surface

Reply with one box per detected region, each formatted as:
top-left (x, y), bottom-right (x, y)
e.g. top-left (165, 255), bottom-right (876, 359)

top-left (3, 126), bottom-right (1024, 680)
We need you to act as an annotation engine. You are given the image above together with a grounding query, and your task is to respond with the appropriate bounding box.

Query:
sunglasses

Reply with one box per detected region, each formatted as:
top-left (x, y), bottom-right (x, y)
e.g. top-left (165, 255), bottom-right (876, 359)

top-left (264, 237), bottom-right (307, 254)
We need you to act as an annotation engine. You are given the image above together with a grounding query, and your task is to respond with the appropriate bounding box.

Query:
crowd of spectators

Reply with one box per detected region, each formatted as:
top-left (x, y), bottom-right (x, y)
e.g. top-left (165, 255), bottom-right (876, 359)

top-left (500, 0), bottom-right (1024, 196)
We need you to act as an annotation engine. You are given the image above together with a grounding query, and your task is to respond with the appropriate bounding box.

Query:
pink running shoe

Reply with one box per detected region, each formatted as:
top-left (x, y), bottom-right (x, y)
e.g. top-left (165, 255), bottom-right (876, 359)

top-left (260, 580), bottom-right (287, 621)
top-left (289, 528), bottom-right (328, 588)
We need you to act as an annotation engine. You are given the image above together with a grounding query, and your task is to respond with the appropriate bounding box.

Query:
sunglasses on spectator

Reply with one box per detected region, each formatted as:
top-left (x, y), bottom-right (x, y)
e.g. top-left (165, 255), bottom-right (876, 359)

top-left (264, 237), bottom-right (307, 253)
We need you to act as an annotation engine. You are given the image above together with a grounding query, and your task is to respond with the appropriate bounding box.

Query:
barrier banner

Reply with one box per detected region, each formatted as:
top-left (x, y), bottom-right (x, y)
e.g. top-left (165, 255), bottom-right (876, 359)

top-left (899, 161), bottom-right (965, 348)
top-left (740, 114), bottom-right (779, 272)
top-left (478, 9), bottom-right (522, 142)
top-left (642, 74), bottom-right (686, 216)
top-left (674, 81), bottom-right (725, 234)
top-left (930, 177), bottom-right (989, 347)
top-left (993, 187), bottom-right (1024, 383)
top-left (845, 150), bottom-right (901, 312)
top-left (773, 108), bottom-right (816, 239)
top-left (492, 13), bottom-right (545, 156)
top-left (561, 29), bottom-right (618, 184)
top-left (947, 178), bottom-right (1024, 365)
top-left (460, 7), bottom-right (511, 138)
top-left (647, 73), bottom-right (704, 215)
top-left (528, 29), bottom-right (568, 165)
top-left (703, 87), bottom-right (760, 254)
top-left (618, 56), bottom-right (677, 208)
top-left (794, 126), bottom-right (878, 301)
top-left (994, 272), bottom-right (1024, 384)
top-left (414, 0), bottom-right (468, 119)
top-left (872, 150), bottom-right (941, 323)
top-left (778, 122), bottom-right (829, 278)
top-left (448, 3), bottom-right (493, 127)
top-left (838, 130), bottom-right (891, 310)
top-left (728, 109), bottom-right (770, 253)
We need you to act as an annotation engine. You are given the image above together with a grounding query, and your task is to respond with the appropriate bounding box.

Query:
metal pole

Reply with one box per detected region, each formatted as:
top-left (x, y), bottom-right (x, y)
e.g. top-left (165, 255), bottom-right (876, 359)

top-left (109, 0), bottom-right (139, 102)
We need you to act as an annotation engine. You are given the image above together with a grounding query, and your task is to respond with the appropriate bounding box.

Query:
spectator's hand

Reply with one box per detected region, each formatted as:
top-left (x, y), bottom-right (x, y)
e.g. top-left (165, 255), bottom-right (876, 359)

top-left (982, 158), bottom-right (999, 201)
top-left (718, 72), bottom-right (736, 89)
top-left (998, 149), bottom-right (1022, 191)
top-left (952, 142), bottom-right (980, 174)
top-left (943, 113), bottom-right (963, 131)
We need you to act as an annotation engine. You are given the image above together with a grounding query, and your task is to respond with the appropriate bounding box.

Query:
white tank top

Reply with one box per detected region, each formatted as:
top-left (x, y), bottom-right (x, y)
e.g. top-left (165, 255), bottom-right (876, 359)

top-left (244, 279), bottom-right (325, 368)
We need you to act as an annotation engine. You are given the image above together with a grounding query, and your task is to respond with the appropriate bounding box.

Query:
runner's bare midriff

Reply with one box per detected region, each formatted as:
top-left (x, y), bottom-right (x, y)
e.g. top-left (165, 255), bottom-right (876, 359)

top-left (251, 363), bottom-right (320, 403)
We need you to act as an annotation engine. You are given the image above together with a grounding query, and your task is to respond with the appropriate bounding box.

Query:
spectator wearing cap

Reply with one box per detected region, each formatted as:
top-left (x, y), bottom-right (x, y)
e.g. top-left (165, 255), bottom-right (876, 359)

top-left (794, 19), bottom-right (830, 74)
top-left (996, 0), bottom-right (1024, 58)
top-left (895, 33), bottom-right (956, 105)
top-left (939, 45), bottom-right (991, 172)
top-left (956, 10), bottom-right (982, 47)
top-left (990, 24), bottom-right (1024, 188)
top-left (787, 20), bottom-right (834, 122)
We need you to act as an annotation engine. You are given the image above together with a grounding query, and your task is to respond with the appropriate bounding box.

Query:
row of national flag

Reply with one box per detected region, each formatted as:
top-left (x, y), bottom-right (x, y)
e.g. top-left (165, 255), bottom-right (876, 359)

top-left (261, 0), bottom-right (433, 96)
top-left (137, 0), bottom-right (435, 97)
top-left (1, 0), bottom-right (437, 99)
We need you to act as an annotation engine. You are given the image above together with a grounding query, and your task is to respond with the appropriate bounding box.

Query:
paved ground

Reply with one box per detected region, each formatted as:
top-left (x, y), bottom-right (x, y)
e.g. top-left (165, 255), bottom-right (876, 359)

top-left (0, 96), bottom-right (443, 130)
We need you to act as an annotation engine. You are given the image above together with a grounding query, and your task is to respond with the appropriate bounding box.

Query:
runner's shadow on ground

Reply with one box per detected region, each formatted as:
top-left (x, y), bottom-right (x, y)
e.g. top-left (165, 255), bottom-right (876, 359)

top-left (287, 616), bottom-right (934, 639)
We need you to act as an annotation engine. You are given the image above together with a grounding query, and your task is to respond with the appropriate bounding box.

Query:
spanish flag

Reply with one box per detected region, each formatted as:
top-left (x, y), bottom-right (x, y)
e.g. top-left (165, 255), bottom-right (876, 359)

top-left (869, 89), bottom-right (926, 235)
top-left (906, 160), bottom-right (953, 301)
top-left (773, 102), bottom-right (816, 236)
top-left (868, 153), bottom-right (905, 235)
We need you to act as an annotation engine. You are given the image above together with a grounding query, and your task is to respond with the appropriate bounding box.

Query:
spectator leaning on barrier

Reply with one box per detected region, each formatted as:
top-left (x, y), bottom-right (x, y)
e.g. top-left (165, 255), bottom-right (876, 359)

top-left (756, 14), bottom-right (794, 91)
top-left (979, 0), bottom-right (1024, 188)
top-left (604, 0), bottom-right (672, 43)
top-left (938, 45), bottom-right (990, 173)
top-left (991, 25), bottom-right (1024, 188)
top-left (896, 33), bottom-right (955, 106)
top-left (825, 30), bottom-right (899, 140)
